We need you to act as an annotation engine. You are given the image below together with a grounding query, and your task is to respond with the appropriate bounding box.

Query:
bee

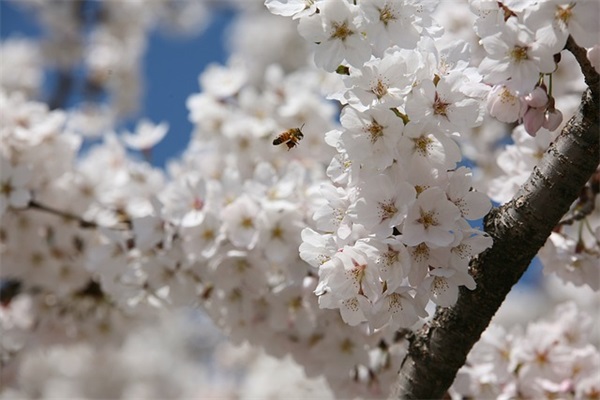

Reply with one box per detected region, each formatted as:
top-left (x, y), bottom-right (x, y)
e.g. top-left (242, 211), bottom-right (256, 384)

top-left (273, 124), bottom-right (305, 150)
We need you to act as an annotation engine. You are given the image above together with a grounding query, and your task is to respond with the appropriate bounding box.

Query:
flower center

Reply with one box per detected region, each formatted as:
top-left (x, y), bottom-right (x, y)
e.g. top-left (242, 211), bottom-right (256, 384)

top-left (365, 119), bottom-right (385, 143)
top-left (416, 208), bottom-right (439, 228)
top-left (192, 197), bottom-right (204, 210)
top-left (412, 135), bottom-right (434, 156)
top-left (378, 200), bottom-right (398, 221)
top-left (1, 182), bottom-right (13, 196)
top-left (555, 5), bottom-right (573, 25)
top-left (500, 87), bottom-right (518, 104)
top-left (330, 21), bottom-right (354, 41)
top-left (271, 225), bottom-right (284, 239)
top-left (510, 46), bottom-right (529, 63)
top-left (379, 4), bottom-right (397, 26)
top-left (371, 78), bottom-right (388, 99)
top-left (433, 92), bottom-right (449, 117)
top-left (202, 229), bottom-right (215, 241)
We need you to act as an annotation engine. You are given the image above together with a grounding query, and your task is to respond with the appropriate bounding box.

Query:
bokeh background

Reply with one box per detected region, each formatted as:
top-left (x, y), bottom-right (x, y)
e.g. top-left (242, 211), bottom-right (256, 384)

top-left (1, 1), bottom-right (234, 168)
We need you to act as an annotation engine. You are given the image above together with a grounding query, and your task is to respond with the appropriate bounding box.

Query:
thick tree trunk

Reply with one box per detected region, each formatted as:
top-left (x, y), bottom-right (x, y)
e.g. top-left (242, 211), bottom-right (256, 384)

top-left (393, 38), bottom-right (600, 399)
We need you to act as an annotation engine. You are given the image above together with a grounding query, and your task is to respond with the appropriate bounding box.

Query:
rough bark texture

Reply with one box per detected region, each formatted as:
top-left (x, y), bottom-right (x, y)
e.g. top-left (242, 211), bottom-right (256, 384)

top-left (393, 38), bottom-right (600, 400)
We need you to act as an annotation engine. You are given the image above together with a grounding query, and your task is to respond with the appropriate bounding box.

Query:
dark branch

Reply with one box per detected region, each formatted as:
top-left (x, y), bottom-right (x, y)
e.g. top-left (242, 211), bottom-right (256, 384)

top-left (27, 200), bottom-right (129, 230)
top-left (393, 41), bottom-right (600, 399)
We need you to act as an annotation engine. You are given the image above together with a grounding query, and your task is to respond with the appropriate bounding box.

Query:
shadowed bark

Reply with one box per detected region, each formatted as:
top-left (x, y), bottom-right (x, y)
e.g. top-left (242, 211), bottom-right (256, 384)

top-left (393, 37), bottom-right (600, 399)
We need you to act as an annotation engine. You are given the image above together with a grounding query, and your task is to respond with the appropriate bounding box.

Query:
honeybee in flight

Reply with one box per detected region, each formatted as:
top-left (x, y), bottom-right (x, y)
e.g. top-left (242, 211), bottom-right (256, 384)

top-left (273, 124), bottom-right (305, 150)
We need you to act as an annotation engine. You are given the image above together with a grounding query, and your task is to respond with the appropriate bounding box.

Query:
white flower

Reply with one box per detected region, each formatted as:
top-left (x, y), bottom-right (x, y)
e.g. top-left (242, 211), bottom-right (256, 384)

top-left (469, 0), bottom-right (508, 38)
top-left (423, 266), bottom-right (475, 307)
top-left (160, 172), bottom-right (209, 226)
top-left (448, 224), bottom-right (493, 270)
top-left (446, 167), bottom-right (492, 220)
top-left (0, 38), bottom-right (43, 97)
top-left (259, 207), bottom-right (304, 263)
top-left (406, 73), bottom-right (483, 132)
top-left (336, 295), bottom-right (370, 326)
top-left (299, 227), bottom-right (337, 268)
top-left (405, 242), bottom-right (448, 286)
top-left (488, 125), bottom-right (556, 204)
top-left (398, 122), bottom-right (462, 171)
top-left (326, 152), bottom-right (357, 186)
top-left (0, 157), bottom-right (32, 217)
top-left (312, 183), bottom-right (354, 239)
top-left (180, 211), bottom-right (225, 262)
top-left (340, 105), bottom-right (404, 169)
top-left (402, 187), bottom-right (461, 247)
top-left (121, 119), bottom-right (168, 150)
top-left (221, 194), bottom-right (263, 249)
top-left (342, 50), bottom-right (412, 110)
top-left (200, 60), bottom-right (247, 98)
top-left (469, 0), bottom-right (531, 37)
top-left (348, 173), bottom-right (416, 237)
top-left (371, 287), bottom-right (422, 330)
top-left (362, 0), bottom-right (421, 55)
top-left (315, 243), bottom-right (382, 323)
top-left (479, 18), bottom-right (556, 94)
top-left (538, 230), bottom-right (600, 291)
top-left (212, 250), bottom-right (268, 295)
top-left (364, 237), bottom-right (411, 292)
top-left (297, 0), bottom-right (371, 72)
top-left (265, 0), bottom-right (319, 20)
top-left (486, 84), bottom-right (526, 123)
top-left (132, 214), bottom-right (166, 252)
top-left (525, 0), bottom-right (600, 54)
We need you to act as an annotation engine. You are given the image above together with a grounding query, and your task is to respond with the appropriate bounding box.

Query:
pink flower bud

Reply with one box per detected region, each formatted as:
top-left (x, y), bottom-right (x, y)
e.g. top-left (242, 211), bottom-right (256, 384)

top-left (523, 106), bottom-right (545, 136)
top-left (543, 108), bottom-right (563, 131)
top-left (523, 86), bottom-right (548, 108)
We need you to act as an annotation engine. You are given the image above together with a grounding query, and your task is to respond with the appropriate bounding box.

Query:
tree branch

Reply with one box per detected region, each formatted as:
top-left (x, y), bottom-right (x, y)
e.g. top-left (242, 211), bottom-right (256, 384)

top-left (393, 45), bottom-right (600, 398)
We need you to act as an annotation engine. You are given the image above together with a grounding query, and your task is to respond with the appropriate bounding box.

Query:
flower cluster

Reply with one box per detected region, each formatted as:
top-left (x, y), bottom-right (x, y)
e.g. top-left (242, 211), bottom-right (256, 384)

top-left (7, 0), bottom-right (209, 123)
top-left (266, 0), bottom-right (493, 332)
top-left (473, 0), bottom-right (599, 136)
top-left (538, 169), bottom-right (600, 291)
top-left (1, 311), bottom-right (236, 399)
top-left (451, 302), bottom-right (600, 399)
top-left (1, 1), bottom-right (599, 398)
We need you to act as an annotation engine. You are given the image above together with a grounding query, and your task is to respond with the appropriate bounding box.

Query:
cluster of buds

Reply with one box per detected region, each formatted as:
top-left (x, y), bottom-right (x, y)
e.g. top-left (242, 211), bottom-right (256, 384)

top-left (522, 83), bottom-right (563, 136)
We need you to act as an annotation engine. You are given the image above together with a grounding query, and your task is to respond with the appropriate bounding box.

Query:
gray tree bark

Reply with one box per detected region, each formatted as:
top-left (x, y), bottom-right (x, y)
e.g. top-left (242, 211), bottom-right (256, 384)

top-left (393, 37), bottom-right (600, 399)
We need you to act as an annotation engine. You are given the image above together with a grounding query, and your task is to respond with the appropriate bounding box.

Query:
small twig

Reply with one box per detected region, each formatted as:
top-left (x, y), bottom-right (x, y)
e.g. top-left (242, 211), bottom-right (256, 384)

top-left (27, 200), bottom-right (129, 230)
top-left (48, 71), bottom-right (74, 110)
top-left (566, 35), bottom-right (600, 98)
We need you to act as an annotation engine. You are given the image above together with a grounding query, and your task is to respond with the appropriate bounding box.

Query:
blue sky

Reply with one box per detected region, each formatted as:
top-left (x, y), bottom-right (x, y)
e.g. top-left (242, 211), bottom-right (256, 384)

top-left (0, 2), bottom-right (235, 167)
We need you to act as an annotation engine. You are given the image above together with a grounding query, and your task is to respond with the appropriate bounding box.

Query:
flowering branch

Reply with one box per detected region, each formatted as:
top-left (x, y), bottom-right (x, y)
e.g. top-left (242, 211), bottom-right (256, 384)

top-left (393, 58), bottom-right (600, 399)
top-left (27, 200), bottom-right (130, 230)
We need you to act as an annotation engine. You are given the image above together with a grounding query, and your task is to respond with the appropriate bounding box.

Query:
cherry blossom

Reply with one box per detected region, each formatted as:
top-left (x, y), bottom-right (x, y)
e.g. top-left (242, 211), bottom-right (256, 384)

top-left (402, 187), bottom-right (462, 247)
top-left (0, 157), bottom-right (32, 216)
top-left (347, 173), bottom-right (416, 237)
top-left (121, 119), bottom-right (169, 151)
top-left (339, 105), bottom-right (404, 170)
top-left (297, 0), bottom-right (371, 72)
top-left (486, 84), bottom-right (525, 123)
top-left (479, 18), bottom-right (556, 94)
top-left (361, 0), bottom-right (422, 56)
top-left (265, 0), bottom-right (319, 20)
top-left (1, 0), bottom-right (598, 398)
top-left (525, 0), bottom-right (600, 53)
